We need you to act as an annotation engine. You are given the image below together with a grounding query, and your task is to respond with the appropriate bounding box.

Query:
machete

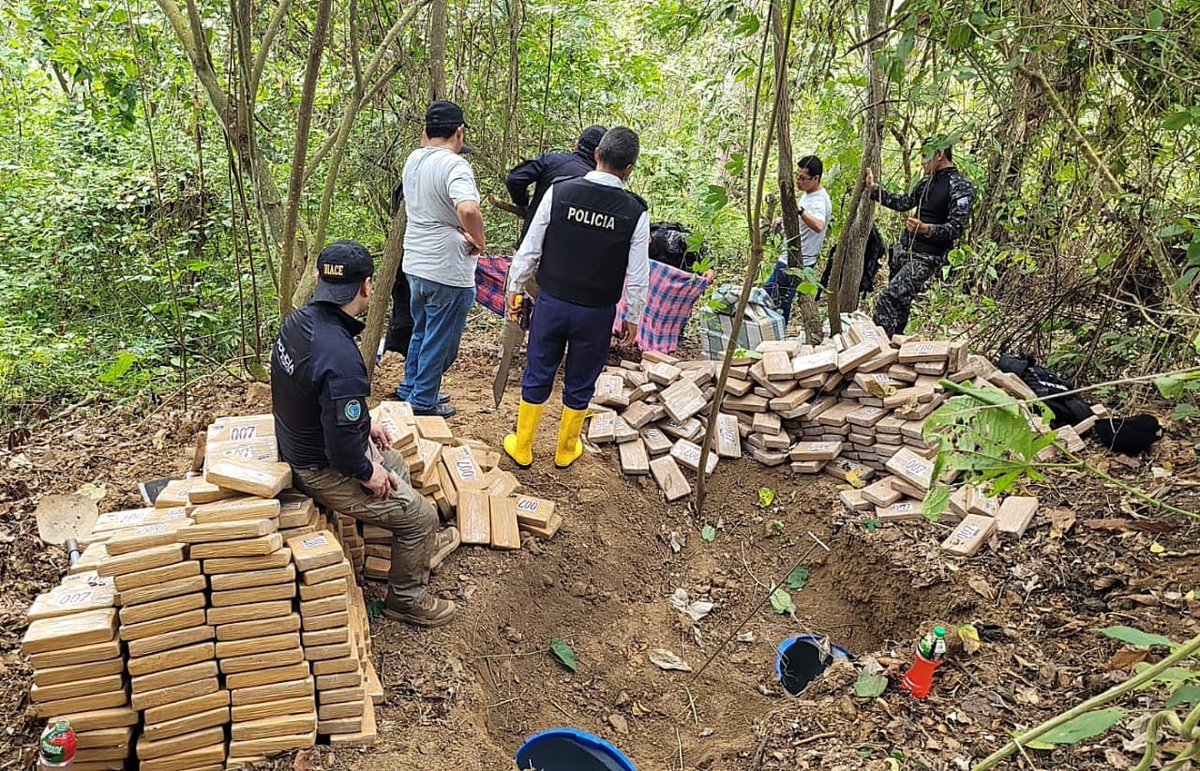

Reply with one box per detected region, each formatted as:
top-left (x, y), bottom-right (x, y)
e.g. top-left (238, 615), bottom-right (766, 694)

top-left (493, 292), bottom-right (532, 407)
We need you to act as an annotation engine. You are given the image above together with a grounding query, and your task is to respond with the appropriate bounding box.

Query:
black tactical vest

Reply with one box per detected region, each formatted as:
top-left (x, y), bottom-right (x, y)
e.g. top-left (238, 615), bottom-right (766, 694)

top-left (537, 177), bottom-right (647, 307)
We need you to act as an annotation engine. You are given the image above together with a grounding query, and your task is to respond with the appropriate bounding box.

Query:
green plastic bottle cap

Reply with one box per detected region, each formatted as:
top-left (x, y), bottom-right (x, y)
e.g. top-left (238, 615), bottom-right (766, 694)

top-left (933, 626), bottom-right (946, 636)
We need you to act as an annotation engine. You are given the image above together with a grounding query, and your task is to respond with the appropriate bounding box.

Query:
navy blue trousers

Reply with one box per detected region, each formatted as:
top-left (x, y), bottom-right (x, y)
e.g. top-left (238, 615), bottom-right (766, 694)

top-left (521, 292), bottom-right (615, 410)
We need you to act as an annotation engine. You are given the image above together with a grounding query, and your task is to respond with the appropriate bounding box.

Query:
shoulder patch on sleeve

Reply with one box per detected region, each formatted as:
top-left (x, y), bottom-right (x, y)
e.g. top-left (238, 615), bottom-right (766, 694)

top-left (340, 398), bottom-right (363, 424)
top-left (326, 375), bottom-right (370, 426)
top-left (954, 196), bottom-right (971, 212)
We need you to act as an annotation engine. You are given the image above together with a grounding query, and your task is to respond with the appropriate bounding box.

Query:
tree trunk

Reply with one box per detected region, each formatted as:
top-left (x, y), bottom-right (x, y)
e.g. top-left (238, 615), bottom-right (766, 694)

top-left (279, 0), bottom-right (333, 318)
top-left (502, 0), bottom-right (521, 162)
top-left (290, 0), bottom-right (433, 309)
top-left (156, 0), bottom-right (289, 272)
top-left (428, 0), bottom-right (447, 101)
top-left (826, 0), bottom-right (886, 332)
top-left (360, 208), bottom-right (406, 379)
top-left (695, 0), bottom-right (793, 514)
top-left (770, 0), bottom-right (822, 344)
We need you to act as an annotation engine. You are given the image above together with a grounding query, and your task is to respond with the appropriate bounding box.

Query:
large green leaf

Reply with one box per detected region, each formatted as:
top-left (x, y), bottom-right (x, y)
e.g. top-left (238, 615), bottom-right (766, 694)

top-left (939, 379), bottom-right (1020, 414)
top-left (769, 585), bottom-right (794, 615)
top-left (854, 671), bottom-right (888, 698)
top-left (785, 565), bottom-right (809, 590)
top-left (922, 485), bottom-right (950, 522)
top-left (1098, 626), bottom-right (1178, 649)
top-left (1167, 683), bottom-right (1200, 709)
top-left (98, 350), bottom-right (138, 384)
top-left (1025, 708), bottom-right (1125, 749)
top-left (550, 639), bottom-right (578, 672)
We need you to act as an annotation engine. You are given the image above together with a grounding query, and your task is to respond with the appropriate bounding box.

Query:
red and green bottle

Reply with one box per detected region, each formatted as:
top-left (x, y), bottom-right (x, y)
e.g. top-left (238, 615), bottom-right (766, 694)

top-left (38, 720), bottom-right (76, 769)
top-left (902, 626), bottom-right (947, 699)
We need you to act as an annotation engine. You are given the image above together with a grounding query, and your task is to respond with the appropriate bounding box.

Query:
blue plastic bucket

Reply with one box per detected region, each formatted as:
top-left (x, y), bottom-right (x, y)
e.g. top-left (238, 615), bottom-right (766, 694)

top-left (775, 634), bottom-right (851, 696)
top-left (515, 728), bottom-right (636, 771)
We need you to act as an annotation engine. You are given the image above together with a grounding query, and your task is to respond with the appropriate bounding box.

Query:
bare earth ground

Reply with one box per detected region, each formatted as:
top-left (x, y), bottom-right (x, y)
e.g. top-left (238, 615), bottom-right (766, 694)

top-left (1, 316), bottom-right (1198, 770)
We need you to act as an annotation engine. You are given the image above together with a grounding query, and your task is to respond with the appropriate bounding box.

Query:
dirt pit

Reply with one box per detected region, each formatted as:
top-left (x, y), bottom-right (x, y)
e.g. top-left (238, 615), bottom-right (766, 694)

top-left (322, 350), bottom-right (958, 770)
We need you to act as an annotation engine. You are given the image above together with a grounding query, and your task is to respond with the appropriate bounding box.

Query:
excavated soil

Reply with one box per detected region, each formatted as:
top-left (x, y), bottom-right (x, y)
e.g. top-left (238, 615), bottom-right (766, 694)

top-left (1, 318), bottom-right (1198, 771)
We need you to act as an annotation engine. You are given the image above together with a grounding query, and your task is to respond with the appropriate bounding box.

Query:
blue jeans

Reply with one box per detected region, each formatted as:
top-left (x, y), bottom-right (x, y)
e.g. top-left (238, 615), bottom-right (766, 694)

top-left (521, 292), bottom-right (615, 410)
top-left (399, 275), bottom-right (475, 410)
top-left (765, 262), bottom-right (801, 324)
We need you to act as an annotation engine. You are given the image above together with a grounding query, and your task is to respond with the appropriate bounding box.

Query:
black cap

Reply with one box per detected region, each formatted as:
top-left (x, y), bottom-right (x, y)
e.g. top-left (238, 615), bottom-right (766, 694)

top-left (312, 240), bottom-right (374, 305)
top-left (425, 100), bottom-right (468, 131)
top-left (578, 125), bottom-right (607, 155)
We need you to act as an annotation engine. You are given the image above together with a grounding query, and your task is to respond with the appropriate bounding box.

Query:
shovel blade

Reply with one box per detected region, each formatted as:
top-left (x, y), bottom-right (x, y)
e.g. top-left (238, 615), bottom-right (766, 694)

top-left (35, 494), bottom-right (100, 547)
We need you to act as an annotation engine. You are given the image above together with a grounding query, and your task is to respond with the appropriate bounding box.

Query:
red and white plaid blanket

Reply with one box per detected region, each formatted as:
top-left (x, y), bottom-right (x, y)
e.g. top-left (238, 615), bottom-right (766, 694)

top-left (474, 255), bottom-right (711, 353)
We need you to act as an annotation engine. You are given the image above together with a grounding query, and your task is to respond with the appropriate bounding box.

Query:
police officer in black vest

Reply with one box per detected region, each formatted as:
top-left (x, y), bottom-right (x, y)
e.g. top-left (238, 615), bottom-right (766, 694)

top-left (506, 125), bottom-right (607, 236)
top-left (502, 127), bottom-right (649, 470)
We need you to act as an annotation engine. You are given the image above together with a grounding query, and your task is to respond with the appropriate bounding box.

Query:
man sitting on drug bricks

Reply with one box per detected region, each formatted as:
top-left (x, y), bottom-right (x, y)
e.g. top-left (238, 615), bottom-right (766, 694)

top-left (271, 241), bottom-right (460, 628)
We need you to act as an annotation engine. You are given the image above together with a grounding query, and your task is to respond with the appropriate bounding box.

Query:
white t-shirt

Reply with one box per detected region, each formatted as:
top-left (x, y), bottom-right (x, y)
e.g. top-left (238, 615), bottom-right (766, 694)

top-left (777, 187), bottom-right (832, 267)
top-left (401, 146), bottom-right (482, 288)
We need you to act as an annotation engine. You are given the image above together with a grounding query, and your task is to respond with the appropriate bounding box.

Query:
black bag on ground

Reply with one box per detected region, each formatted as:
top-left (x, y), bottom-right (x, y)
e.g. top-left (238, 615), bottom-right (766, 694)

top-left (649, 221), bottom-right (709, 272)
top-left (1093, 415), bottom-right (1161, 456)
top-left (818, 226), bottom-right (885, 298)
top-left (997, 352), bottom-right (1094, 428)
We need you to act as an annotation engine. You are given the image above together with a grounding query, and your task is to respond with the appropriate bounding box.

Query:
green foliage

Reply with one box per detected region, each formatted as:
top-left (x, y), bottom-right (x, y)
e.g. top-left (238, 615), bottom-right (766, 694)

top-left (758, 486), bottom-right (775, 507)
top-left (785, 564), bottom-right (809, 590)
top-left (1024, 708), bottom-right (1126, 750)
top-left (1166, 684), bottom-right (1200, 709)
top-left (769, 585), bottom-right (795, 615)
top-left (1155, 371), bottom-right (1200, 424)
top-left (1100, 626), bottom-right (1180, 649)
top-left (923, 381), bottom-right (1057, 504)
top-left (701, 524), bottom-right (716, 542)
top-left (854, 670), bottom-right (888, 698)
top-left (549, 638), bottom-right (578, 672)
top-left (782, 265), bottom-right (822, 296)
top-left (921, 484), bottom-right (951, 522)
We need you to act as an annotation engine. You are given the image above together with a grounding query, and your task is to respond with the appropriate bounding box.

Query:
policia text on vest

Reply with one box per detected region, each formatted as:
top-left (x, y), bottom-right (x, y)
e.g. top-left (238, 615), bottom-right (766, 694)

top-left (566, 205), bottom-right (617, 230)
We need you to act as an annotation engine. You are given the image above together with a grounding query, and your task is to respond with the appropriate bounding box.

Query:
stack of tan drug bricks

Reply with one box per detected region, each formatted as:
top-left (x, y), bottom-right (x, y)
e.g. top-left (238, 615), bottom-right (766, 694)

top-left (289, 531), bottom-right (378, 741)
top-left (22, 573), bottom-right (134, 771)
top-left (24, 400), bottom-right (569, 769)
top-left (367, 401), bottom-right (564, 564)
top-left (596, 321), bottom-right (1099, 556)
top-left (22, 414), bottom-right (383, 771)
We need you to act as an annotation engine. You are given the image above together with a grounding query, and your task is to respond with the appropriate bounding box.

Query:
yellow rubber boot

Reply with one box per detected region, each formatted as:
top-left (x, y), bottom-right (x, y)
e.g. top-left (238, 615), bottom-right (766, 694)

top-left (554, 406), bottom-right (588, 469)
top-left (503, 400), bottom-right (545, 469)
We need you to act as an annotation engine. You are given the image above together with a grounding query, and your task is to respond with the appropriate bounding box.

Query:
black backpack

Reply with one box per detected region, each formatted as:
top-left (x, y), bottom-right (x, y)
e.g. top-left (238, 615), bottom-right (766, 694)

top-left (819, 226), bottom-right (885, 298)
top-left (649, 221), bottom-right (709, 272)
top-left (997, 353), bottom-right (1094, 427)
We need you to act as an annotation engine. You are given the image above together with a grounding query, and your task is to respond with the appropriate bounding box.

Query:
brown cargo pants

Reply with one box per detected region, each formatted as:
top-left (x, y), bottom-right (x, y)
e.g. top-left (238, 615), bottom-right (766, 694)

top-left (292, 447), bottom-right (436, 604)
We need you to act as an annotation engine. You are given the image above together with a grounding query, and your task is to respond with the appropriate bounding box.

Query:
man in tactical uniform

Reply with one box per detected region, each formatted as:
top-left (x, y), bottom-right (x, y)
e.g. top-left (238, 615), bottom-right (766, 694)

top-left (867, 140), bottom-right (975, 336)
top-left (506, 125), bottom-right (607, 236)
top-left (501, 127), bottom-right (649, 469)
top-left (271, 241), bottom-right (460, 627)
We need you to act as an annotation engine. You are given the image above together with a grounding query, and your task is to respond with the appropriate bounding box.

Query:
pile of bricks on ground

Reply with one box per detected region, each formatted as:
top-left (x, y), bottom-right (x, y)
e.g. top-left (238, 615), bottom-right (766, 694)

top-left (368, 400), bottom-right (563, 561)
top-left (591, 320), bottom-right (1104, 558)
top-left (21, 406), bottom-right (562, 770)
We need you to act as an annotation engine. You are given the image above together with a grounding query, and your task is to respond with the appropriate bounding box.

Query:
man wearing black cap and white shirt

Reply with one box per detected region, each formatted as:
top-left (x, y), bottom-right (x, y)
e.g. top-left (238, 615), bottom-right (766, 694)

top-left (394, 101), bottom-right (485, 418)
top-left (385, 143), bottom-right (472, 359)
top-left (272, 240), bottom-right (460, 627)
top-left (506, 125), bottom-right (607, 237)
